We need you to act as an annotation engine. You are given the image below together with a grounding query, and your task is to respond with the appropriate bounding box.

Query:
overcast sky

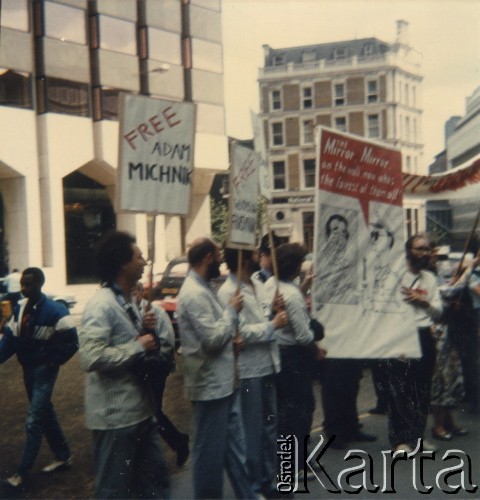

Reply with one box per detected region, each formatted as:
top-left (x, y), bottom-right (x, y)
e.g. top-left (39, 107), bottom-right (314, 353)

top-left (221, 0), bottom-right (480, 170)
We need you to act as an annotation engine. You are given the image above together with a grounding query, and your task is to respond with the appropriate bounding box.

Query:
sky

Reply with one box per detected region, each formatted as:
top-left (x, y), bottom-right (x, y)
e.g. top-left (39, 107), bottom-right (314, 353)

top-left (221, 0), bottom-right (480, 170)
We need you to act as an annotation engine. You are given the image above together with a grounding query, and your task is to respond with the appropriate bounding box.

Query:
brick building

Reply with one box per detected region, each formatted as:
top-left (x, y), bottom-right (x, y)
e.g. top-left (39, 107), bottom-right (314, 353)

top-left (258, 21), bottom-right (425, 250)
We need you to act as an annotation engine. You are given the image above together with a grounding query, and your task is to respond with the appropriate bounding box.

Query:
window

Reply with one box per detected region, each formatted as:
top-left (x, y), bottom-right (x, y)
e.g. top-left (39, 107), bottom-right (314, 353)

top-left (302, 119), bottom-right (314, 144)
top-left (405, 156), bottom-right (411, 173)
top-left (367, 114), bottom-right (380, 138)
top-left (412, 86), bottom-right (417, 107)
top-left (302, 51), bottom-right (316, 63)
top-left (93, 87), bottom-right (122, 121)
top-left (302, 86), bottom-right (313, 109)
top-left (413, 118), bottom-right (417, 142)
top-left (99, 15), bottom-right (136, 55)
top-left (1, 0), bottom-right (29, 31)
top-left (271, 122), bottom-right (284, 146)
top-left (303, 159), bottom-right (316, 188)
top-left (148, 28), bottom-right (181, 65)
top-left (334, 83), bottom-right (345, 106)
top-left (271, 90), bottom-right (281, 111)
top-left (334, 116), bottom-right (346, 132)
top-left (364, 44), bottom-right (374, 57)
top-left (191, 38), bottom-right (223, 73)
top-left (405, 84), bottom-right (409, 106)
top-left (272, 161), bottom-right (286, 190)
top-left (0, 69), bottom-right (32, 109)
top-left (333, 47), bottom-right (347, 59)
top-left (45, 78), bottom-right (90, 117)
top-left (272, 54), bottom-right (285, 66)
top-left (45, 1), bottom-right (86, 44)
top-left (367, 80), bottom-right (378, 103)
top-left (405, 116), bottom-right (410, 142)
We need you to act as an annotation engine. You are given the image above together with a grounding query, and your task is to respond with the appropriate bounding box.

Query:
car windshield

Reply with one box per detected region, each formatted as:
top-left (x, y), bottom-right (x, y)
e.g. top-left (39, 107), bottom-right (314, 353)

top-left (168, 262), bottom-right (189, 278)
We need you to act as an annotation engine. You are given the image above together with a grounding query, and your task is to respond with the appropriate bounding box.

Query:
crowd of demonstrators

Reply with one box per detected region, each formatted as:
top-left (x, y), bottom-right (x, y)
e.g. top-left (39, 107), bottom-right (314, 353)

top-left (219, 247), bottom-right (288, 498)
top-left (80, 231), bottom-right (170, 499)
top-left (2, 229), bottom-right (480, 498)
top-left (0, 267), bottom-right (78, 491)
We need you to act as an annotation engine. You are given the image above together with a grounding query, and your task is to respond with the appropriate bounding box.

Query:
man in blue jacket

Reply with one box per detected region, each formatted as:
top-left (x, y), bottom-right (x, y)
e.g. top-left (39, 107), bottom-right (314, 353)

top-left (0, 267), bottom-right (78, 491)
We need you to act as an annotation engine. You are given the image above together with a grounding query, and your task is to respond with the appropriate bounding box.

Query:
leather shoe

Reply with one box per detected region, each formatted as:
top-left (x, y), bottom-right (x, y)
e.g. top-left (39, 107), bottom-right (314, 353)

top-left (431, 429), bottom-right (452, 441)
top-left (351, 431), bottom-right (377, 442)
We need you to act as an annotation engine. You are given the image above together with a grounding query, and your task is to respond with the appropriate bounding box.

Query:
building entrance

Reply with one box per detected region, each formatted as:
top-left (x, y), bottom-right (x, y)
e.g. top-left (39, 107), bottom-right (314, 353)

top-left (63, 172), bottom-right (115, 284)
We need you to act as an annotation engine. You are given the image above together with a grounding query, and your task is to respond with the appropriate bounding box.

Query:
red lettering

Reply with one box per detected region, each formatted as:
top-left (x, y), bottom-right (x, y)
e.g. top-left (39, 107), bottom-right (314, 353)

top-left (149, 115), bottom-right (164, 133)
top-left (163, 106), bottom-right (181, 127)
top-left (138, 123), bottom-right (153, 141)
top-left (124, 130), bottom-right (138, 150)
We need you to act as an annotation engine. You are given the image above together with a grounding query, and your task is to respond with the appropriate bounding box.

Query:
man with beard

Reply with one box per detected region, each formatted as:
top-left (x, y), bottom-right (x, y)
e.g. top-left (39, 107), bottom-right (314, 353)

top-left (219, 247), bottom-right (288, 498)
top-left (384, 233), bottom-right (442, 452)
top-left (177, 238), bottom-right (256, 499)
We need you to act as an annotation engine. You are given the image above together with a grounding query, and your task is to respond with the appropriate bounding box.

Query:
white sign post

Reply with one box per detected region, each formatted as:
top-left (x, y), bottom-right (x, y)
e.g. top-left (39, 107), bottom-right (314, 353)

top-left (117, 93), bottom-right (195, 215)
top-left (251, 110), bottom-right (271, 201)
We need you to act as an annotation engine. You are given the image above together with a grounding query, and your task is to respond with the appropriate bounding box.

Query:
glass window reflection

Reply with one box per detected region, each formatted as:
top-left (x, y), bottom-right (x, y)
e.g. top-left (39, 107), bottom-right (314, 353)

top-left (191, 39), bottom-right (222, 73)
top-left (0, 0), bottom-right (29, 32)
top-left (148, 28), bottom-right (181, 65)
top-left (44, 1), bottom-right (86, 44)
top-left (99, 15), bottom-right (136, 56)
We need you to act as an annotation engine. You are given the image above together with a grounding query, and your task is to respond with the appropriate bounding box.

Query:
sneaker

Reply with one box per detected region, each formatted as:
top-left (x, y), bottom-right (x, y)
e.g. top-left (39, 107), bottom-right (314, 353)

top-left (3, 473), bottom-right (24, 489)
top-left (421, 440), bottom-right (438, 452)
top-left (42, 457), bottom-right (72, 473)
top-left (395, 443), bottom-right (413, 453)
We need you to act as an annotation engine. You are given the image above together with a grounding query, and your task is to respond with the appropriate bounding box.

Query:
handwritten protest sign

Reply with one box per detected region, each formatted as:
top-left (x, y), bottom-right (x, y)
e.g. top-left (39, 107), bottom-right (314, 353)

top-left (227, 143), bottom-right (260, 248)
top-left (251, 110), bottom-right (271, 200)
top-left (312, 128), bottom-right (420, 358)
top-left (117, 93), bottom-right (195, 215)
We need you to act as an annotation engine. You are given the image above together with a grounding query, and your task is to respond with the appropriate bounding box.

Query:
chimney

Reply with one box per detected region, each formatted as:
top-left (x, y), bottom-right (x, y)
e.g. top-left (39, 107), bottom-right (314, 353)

top-left (395, 20), bottom-right (409, 45)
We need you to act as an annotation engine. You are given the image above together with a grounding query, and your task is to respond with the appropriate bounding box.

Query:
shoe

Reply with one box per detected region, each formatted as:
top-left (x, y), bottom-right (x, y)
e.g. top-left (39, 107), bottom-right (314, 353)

top-left (394, 443), bottom-right (413, 453)
top-left (431, 429), bottom-right (452, 441)
top-left (368, 406), bottom-right (386, 415)
top-left (449, 427), bottom-right (469, 436)
top-left (421, 440), bottom-right (438, 452)
top-left (176, 434), bottom-right (190, 467)
top-left (3, 473), bottom-right (25, 489)
top-left (351, 431), bottom-right (377, 442)
top-left (42, 457), bottom-right (72, 473)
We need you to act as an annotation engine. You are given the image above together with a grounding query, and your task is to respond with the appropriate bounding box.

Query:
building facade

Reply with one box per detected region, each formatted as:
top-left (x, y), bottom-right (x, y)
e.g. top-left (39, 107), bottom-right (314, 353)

top-left (258, 21), bottom-right (425, 250)
top-left (0, 0), bottom-right (228, 286)
top-left (427, 85), bottom-right (480, 249)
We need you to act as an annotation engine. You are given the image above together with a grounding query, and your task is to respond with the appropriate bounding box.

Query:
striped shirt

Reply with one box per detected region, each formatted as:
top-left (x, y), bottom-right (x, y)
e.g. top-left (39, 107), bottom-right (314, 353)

top-left (79, 287), bottom-right (153, 430)
top-left (218, 274), bottom-right (279, 378)
top-left (177, 270), bottom-right (238, 401)
top-left (264, 278), bottom-right (314, 347)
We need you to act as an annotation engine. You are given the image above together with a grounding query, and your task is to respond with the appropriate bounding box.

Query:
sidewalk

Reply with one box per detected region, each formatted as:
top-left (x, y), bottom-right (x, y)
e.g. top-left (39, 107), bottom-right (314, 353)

top-left (169, 406), bottom-right (480, 499)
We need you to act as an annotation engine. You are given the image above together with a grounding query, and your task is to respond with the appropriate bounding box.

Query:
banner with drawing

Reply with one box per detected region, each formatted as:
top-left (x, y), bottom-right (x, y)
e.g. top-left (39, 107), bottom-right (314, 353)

top-left (227, 143), bottom-right (260, 249)
top-left (117, 93), bottom-right (195, 215)
top-left (311, 128), bottom-right (420, 358)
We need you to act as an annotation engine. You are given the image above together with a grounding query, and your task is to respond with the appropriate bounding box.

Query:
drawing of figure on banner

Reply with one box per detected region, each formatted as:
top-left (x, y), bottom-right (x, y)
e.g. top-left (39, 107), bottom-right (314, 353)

top-left (314, 205), bottom-right (358, 305)
top-left (361, 219), bottom-right (403, 314)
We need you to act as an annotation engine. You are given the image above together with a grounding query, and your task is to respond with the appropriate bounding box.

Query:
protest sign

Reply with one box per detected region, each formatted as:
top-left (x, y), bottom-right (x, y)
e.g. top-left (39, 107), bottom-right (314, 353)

top-left (251, 110), bottom-right (271, 200)
top-left (311, 128), bottom-right (420, 358)
top-left (117, 93), bottom-right (195, 215)
top-left (227, 143), bottom-right (260, 248)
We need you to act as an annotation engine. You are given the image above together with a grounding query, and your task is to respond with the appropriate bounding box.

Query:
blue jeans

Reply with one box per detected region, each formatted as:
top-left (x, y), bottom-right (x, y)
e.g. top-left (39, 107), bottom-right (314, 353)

top-left (192, 391), bottom-right (255, 499)
top-left (92, 417), bottom-right (169, 499)
top-left (18, 364), bottom-right (70, 477)
top-left (239, 375), bottom-right (277, 495)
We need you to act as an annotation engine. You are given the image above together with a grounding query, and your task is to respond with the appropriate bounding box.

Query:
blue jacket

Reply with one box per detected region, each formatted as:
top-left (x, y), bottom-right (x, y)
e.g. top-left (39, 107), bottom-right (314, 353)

top-left (0, 294), bottom-right (78, 367)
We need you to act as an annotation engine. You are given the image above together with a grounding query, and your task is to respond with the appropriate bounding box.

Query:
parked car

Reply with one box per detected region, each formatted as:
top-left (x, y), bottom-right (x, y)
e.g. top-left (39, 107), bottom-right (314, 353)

top-left (152, 257), bottom-right (228, 345)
